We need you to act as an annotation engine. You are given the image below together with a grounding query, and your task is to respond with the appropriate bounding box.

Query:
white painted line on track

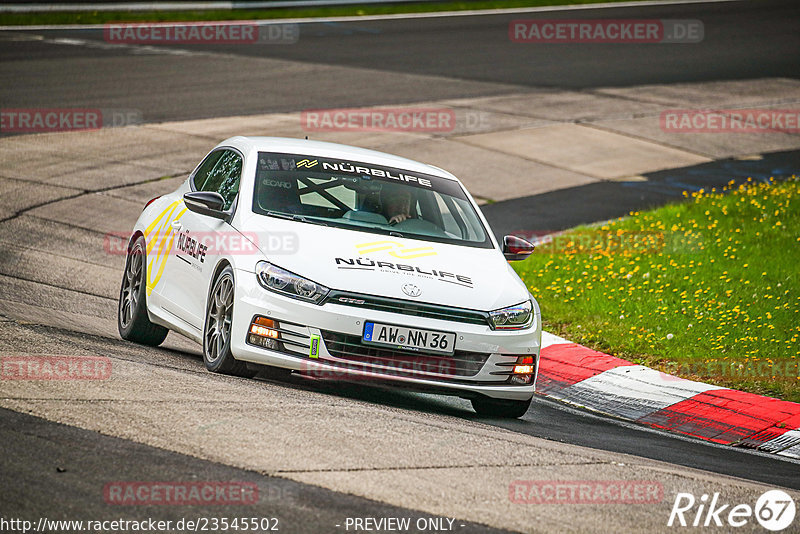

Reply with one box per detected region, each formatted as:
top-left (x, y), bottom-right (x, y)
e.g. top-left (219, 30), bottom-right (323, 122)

top-left (0, 0), bottom-right (745, 31)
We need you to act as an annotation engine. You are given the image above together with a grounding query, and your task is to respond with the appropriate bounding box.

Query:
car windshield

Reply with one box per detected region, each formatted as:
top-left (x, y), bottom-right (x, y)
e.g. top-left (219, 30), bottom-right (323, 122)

top-left (252, 152), bottom-right (492, 248)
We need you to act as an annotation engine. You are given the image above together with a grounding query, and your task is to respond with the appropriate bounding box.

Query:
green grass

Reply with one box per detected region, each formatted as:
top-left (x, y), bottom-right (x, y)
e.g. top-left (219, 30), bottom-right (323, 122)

top-left (1, 0), bottom-right (652, 26)
top-left (514, 177), bottom-right (800, 402)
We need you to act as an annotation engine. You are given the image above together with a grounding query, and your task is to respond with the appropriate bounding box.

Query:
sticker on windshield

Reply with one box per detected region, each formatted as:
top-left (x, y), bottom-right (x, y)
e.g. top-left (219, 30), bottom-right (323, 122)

top-left (252, 151), bottom-right (493, 250)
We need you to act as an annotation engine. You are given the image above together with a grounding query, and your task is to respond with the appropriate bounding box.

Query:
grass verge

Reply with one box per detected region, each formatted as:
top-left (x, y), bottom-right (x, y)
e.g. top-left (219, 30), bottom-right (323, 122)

top-left (514, 177), bottom-right (800, 402)
top-left (2, 0), bottom-right (651, 26)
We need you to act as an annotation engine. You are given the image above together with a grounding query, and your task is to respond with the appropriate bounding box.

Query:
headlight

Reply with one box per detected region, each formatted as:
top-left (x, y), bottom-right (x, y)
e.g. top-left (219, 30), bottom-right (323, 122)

top-left (256, 261), bottom-right (330, 304)
top-left (488, 300), bottom-right (533, 330)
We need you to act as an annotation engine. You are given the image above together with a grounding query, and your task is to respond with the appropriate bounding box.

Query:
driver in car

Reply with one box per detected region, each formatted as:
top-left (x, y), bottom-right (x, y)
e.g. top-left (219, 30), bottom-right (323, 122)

top-left (381, 188), bottom-right (414, 225)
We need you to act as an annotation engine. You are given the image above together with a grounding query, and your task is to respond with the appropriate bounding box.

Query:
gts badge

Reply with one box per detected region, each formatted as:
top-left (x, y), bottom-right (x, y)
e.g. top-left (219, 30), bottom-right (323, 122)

top-left (176, 230), bottom-right (208, 263)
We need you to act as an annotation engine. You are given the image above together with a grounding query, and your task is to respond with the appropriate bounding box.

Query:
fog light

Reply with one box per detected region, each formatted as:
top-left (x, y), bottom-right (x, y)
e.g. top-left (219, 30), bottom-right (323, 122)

top-left (250, 324), bottom-right (279, 338)
top-left (509, 355), bottom-right (535, 385)
top-left (513, 364), bottom-right (534, 375)
top-left (510, 374), bottom-right (533, 385)
top-left (248, 334), bottom-right (279, 350)
top-left (248, 316), bottom-right (280, 350)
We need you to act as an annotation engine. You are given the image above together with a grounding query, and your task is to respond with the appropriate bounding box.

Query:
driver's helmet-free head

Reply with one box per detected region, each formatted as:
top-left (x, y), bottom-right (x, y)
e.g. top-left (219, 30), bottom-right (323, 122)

top-left (379, 184), bottom-right (413, 218)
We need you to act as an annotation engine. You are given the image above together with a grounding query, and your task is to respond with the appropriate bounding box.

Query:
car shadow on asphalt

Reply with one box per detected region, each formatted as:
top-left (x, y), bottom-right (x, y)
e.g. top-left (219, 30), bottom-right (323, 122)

top-left (254, 369), bottom-right (480, 418)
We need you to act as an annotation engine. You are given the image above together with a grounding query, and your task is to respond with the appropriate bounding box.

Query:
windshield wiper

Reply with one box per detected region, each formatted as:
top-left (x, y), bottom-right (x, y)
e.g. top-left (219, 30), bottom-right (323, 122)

top-left (265, 211), bottom-right (328, 226)
top-left (265, 210), bottom-right (293, 220)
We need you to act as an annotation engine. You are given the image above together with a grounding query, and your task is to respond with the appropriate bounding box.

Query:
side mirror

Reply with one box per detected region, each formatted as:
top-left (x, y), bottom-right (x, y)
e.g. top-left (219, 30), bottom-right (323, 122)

top-left (183, 191), bottom-right (228, 220)
top-left (503, 235), bottom-right (535, 261)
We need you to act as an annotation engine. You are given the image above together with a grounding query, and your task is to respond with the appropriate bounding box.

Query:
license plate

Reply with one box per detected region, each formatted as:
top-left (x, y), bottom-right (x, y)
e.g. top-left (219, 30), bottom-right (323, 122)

top-left (362, 322), bottom-right (456, 355)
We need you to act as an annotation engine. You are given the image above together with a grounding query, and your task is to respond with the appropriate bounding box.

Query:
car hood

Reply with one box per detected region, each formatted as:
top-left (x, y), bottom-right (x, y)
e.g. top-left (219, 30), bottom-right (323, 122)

top-left (241, 216), bottom-right (530, 312)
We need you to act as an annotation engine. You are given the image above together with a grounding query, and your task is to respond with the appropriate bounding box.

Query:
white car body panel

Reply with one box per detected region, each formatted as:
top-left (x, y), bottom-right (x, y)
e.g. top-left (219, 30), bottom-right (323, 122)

top-left (128, 137), bottom-right (541, 402)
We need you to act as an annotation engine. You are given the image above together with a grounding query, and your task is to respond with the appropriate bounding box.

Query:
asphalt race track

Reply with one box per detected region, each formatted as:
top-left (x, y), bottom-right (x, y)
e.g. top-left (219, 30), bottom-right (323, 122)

top-left (1, 1), bottom-right (800, 532)
top-left (1, 0), bottom-right (799, 121)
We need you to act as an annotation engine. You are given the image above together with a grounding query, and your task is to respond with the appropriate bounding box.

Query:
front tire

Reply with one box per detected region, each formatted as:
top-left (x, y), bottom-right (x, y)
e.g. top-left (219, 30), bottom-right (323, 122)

top-left (471, 395), bottom-right (532, 419)
top-left (203, 266), bottom-right (255, 378)
top-left (118, 236), bottom-right (169, 346)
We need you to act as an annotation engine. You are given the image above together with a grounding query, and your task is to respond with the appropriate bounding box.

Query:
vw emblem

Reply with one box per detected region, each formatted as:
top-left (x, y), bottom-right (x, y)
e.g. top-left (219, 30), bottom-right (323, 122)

top-left (402, 284), bottom-right (421, 297)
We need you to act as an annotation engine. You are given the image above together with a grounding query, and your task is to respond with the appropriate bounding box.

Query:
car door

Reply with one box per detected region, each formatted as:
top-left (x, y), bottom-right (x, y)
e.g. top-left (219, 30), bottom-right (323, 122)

top-left (161, 148), bottom-right (243, 331)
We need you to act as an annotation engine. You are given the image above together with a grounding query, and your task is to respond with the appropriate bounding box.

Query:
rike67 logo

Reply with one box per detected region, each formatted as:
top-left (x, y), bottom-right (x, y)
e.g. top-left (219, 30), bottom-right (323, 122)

top-left (668, 490), bottom-right (796, 531)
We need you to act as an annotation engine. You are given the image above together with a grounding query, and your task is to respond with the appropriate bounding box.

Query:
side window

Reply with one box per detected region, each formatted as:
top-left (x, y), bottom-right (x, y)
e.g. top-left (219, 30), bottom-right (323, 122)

top-left (192, 151), bottom-right (225, 191)
top-left (194, 150), bottom-right (242, 211)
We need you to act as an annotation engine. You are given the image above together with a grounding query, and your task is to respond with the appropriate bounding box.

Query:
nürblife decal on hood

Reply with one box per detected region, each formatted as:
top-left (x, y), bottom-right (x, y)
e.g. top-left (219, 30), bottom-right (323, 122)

top-left (334, 257), bottom-right (473, 288)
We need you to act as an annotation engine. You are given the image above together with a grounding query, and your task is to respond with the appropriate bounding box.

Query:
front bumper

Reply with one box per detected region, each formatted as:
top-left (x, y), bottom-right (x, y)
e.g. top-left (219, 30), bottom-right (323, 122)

top-left (231, 272), bottom-right (540, 401)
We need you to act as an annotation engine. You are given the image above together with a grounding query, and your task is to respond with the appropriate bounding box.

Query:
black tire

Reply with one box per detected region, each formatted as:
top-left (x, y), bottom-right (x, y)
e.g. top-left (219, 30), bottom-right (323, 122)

top-left (203, 266), bottom-right (256, 378)
top-left (118, 236), bottom-right (169, 346)
top-left (471, 395), bottom-right (532, 419)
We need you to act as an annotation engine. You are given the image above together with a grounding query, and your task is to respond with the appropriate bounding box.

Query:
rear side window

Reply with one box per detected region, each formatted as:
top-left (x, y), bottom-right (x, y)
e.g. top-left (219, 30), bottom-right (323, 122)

top-left (192, 149), bottom-right (242, 210)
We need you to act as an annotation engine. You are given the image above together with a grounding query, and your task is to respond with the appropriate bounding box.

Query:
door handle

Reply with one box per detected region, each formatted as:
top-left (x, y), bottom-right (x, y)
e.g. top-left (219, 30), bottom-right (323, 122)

top-left (171, 220), bottom-right (182, 231)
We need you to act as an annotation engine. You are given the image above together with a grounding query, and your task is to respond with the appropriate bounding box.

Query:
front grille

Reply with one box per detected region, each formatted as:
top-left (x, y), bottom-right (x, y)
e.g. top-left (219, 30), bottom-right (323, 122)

top-left (321, 331), bottom-right (491, 378)
top-left (323, 291), bottom-right (490, 327)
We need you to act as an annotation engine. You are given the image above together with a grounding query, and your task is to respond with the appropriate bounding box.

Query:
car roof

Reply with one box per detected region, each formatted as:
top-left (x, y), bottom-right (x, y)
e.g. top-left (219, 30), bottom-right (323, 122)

top-left (218, 136), bottom-right (460, 182)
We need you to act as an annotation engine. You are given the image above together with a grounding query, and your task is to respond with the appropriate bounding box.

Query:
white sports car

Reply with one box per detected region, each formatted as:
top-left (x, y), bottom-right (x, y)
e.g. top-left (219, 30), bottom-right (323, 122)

top-left (118, 137), bottom-right (540, 417)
